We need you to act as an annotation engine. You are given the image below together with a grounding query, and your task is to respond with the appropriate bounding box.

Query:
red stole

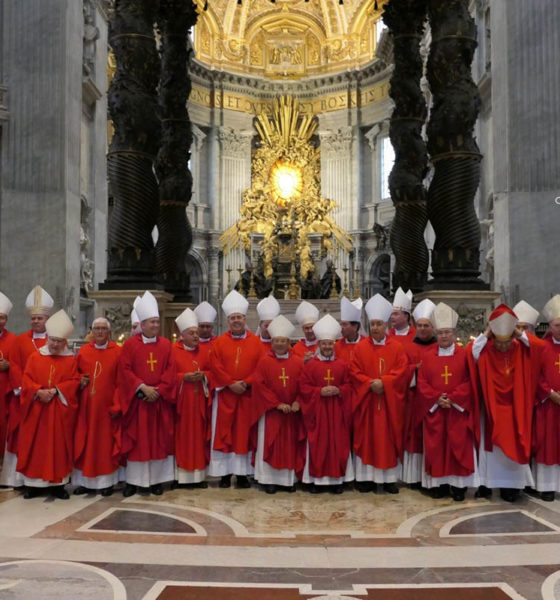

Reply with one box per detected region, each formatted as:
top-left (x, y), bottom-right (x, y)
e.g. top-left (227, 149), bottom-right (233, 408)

top-left (534, 337), bottom-right (560, 464)
top-left (0, 329), bottom-right (16, 458)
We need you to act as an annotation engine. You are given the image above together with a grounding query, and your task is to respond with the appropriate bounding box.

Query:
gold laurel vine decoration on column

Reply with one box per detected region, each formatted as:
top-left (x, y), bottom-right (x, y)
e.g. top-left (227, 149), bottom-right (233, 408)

top-left (219, 95), bottom-right (352, 280)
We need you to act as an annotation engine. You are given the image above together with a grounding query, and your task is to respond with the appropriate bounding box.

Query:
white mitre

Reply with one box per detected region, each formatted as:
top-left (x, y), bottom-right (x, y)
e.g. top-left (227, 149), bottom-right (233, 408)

top-left (295, 300), bottom-right (320, 326)
top-left (136, 291), bottom-right (159, 321)
top-left (512, 300), bottom-right (539, 327)
top-left (392, 287), bottom-right (413, 312)
top-left (175, 308), bottom-right (198, 333)
top-left (257, 295), bottom-right (280, 321)
top-left (430, 302), bottom-right (458, 330)
top-left (365, 294), bottom-right (393, 323)
top-left (542, 295), bottom-right (560, 323)
top-left (194, 301), bottom-right (217, 323)
top-left (130, 295), bottom-right (141, 325)
top-left (268, 315), bottom-right (295, 339)
top-left (0, 291), bottom-right (13, 316)
top-left (341, 297), bottom-right (363, 322)
top-left (25, 285), bottom-right (54, 316)
top-left (222, 290), bottom-right (249, 317)
top-left (489, 304), bottom-right (518, 340)
top-left (413, 298), bottom-right (436, 322)
top-left (312, 314), bottom-right (342, 341)
top-left (45, 309), bottom-right (74, 339)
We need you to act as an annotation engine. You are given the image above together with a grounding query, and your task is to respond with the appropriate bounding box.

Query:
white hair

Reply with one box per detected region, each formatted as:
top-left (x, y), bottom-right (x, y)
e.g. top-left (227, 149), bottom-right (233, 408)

top-left (92, 317), bottom-right (111, 329)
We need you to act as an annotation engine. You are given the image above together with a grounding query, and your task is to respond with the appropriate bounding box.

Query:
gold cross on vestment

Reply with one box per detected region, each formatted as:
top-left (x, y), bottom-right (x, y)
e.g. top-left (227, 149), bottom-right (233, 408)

top-left (278, 368), bottom-right (289, 388)
top-left (147, 352), bottom-right (158, 372)
top-left (441, 365), bottom-right (452, 385)
top-left (324, 369), bottom-right (334, 385)
top-left (555, 354), bottom-right (560, 374)
top-left (48, 364), bottom-right (55, 387)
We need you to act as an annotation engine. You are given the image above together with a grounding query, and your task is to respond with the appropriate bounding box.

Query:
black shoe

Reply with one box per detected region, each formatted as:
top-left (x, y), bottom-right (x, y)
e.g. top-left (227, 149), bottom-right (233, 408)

top-left (22, 486), bottom-right (40, 499)
top-left (123, 483), bottom-right (137, 498)
top-left (51, 486), bottom-right (69, 500)
top-left (475, 485), bottom-right (492, 499)
top-left (525, 485), bottom-right (539, 497)
top-left (331, 484), bottom-right (344, 495)
top-left (150, 483), bottom-right (163, 495)
top-left (450, 486), bottom-right (466, 502)
top-left (73, 486), bottom-right (89, 495)
top-left (264, 484), bottom-right (277, 494)
top-left (383, 482), bottom-right (399, 494)
top-left (309, 484), bottom-right (323, 494)
top-left (541, 491), bottom-right (555, 502)
top-left (235, 475), bottom-right (251, 489)
top-left (409, 482), bottom-right (422, 490)
top-left (355, 481), bottom-right (375, 493)
top-left (195, 481), bottom-right (208, 489)
top-left (170, 480), bottom-right (179, 490)
top-left (100, 486), bottom-right (114, 497)
top-left (286, 484), bottom-right (297, 493)
top-left (219, 474), bottom-right (232, 488)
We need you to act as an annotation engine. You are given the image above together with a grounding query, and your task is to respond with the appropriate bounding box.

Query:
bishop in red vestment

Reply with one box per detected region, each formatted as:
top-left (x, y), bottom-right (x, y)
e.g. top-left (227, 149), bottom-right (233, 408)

top-left (118, 291), bottom-right (177, 497)
top-left (251, 315), bottom-right (306, 494)
top-left (299, 314), bottom-right (353, 493)
top-left (335, 297), bottom-right (366, 366)
top-left (402, 299), bottom-right (438, 486)
top-left (533, 295), bottom-right (560, 501)
top-left (17, 310), bottom-right (79, 499)
top-left (73, 318), bottom-right (121, 495)
top-left (470, 304), bottom-right (536, 502)
top-left (0, 285), bottom-right (53, 488)
top-left (0, 291), bottom-right (16, 462)
top-left (209, 290), bottom-right (262, 488)
top-left (416, 303), bottom-right (478, 501)
top-left (194, 301), bottom-right (217, 352)
top-left (292, 300), bottom-right (320, 362)
top-left (351, 294), bottom-right (409, 493)
top-left (172, 308), bottom-right (212, 487)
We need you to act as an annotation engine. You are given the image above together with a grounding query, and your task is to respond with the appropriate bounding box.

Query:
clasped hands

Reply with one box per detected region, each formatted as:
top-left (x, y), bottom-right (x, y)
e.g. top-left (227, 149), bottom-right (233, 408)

top-left (139, 384), bottom-right (160, 402)
top-left (36, 388), bottom-right (57, 403)
top-left (437, 392), bottom-right (451, 408)
top-left (321, 385), bottom-right (340, 397)
top-left (0, 358), bottom-right (10, 372)
top-left (228, 380), bottom-right (248, 394)
top-left (550, 390), bottom-right (560, 405)
top-left (183, 370), bottom-right (204, 383)
top-left (277, 401), bottom-right (300, 414)
top-left (370, 379), bottom-right (384, 395)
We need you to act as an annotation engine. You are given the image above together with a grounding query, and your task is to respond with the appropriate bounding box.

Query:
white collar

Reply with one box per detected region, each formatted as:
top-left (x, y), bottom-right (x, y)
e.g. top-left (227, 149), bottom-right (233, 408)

top-left (372, 336), bottom-right (386, 346)
top-left (394, 326), bottom-right (410, 336)
top-left (344, 336), bottom-right (360, 345)
top-left (94, 341), bottom-right (109, 350)
top-left (317, 353), bottom-right (334, 361)
top-left (305, 338), bottom-right (317, 347)
top-left (231, 331), bottom-right (247, 339)
top-left (260, 336), bottom-right (271, 343)
top-left (142, 334), bottom-right (157, 344)
top-left (33, 331), bottom-right (47, 339)
top-left (274, 352), bottom-right (289, 359)
top-left (199, 337), bottom-right (212, 343)
top-left (183, 344), bottom-right (196, 351)
top-left (553, 337), bottom-right (560, 345)
top-left (438, 343), bottom-right (455, 356)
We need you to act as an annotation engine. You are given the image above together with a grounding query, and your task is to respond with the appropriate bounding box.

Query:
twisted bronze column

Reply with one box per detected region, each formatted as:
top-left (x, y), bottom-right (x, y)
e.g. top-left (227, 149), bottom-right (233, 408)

top-left (104, 0), bottom-right (161, 288)
top-left (155, 0), bottom-right (198, 301)
top-left (383, 0), bottom-right (429, 293)
top-left (426, 0), bottom-right (486, 288)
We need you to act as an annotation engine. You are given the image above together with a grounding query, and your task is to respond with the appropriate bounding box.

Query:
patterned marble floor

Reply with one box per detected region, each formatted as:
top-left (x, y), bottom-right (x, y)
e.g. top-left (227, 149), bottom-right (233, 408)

top-left (1, 482), bottom-right (560, 599)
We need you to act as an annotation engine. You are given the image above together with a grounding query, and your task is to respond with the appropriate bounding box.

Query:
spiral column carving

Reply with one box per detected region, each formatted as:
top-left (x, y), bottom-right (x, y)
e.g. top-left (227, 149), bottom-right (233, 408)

top-left (383, 0), bottom-right (429, 294)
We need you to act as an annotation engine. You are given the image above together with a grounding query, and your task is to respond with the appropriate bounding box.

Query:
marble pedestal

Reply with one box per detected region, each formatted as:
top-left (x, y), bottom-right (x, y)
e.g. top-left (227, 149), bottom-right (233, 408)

top-left (414, 289), bottom-right (501, 343)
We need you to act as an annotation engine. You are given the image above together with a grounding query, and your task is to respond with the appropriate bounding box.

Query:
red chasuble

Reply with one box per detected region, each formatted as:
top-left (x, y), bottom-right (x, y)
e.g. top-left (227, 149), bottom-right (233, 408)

top-left (292, 340), bottom-right (318, 360)
top-left (334, 336), bottom-right (366, 365)
top-left (209, 330), bottom-right (263, 455)
top-left (17, 352), bottom-right (80, 482)
top-left (6, 331), bottom-right (47, 454)
top-left (403, 340), bottom-right (437, 455)
top-left (172, 341), bottom-right (212, 471)
top-left (0, 329), bottom-right (16, 458)
top-left (75, 342), bottom-right (122, 478)
top-left (350, 337), bottom-right (409, 469)
top-left (388, 326), bottom-right (417, 349)
top-left (117, 335), bottom-right (177, 462)
top-left (299, 356), bottom-right (352, 478)
top-left (534, 337), bottom-right (560, 465)
top-left (474, 338), bottom-right (535, 464)
top-left (250, 351), bottom-right (306, 477)
top-left (416, 345), bottom-right (475, 477)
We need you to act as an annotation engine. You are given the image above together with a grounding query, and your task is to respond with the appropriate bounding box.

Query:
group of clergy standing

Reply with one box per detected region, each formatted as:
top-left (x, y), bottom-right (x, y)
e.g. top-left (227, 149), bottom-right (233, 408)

top-left (0, 283), bottom-right (559, 504)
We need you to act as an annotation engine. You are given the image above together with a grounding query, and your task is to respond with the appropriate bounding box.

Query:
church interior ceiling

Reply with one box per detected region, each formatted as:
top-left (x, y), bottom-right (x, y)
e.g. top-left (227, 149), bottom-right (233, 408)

top-left (193, 0), bottom-right (386, 79)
